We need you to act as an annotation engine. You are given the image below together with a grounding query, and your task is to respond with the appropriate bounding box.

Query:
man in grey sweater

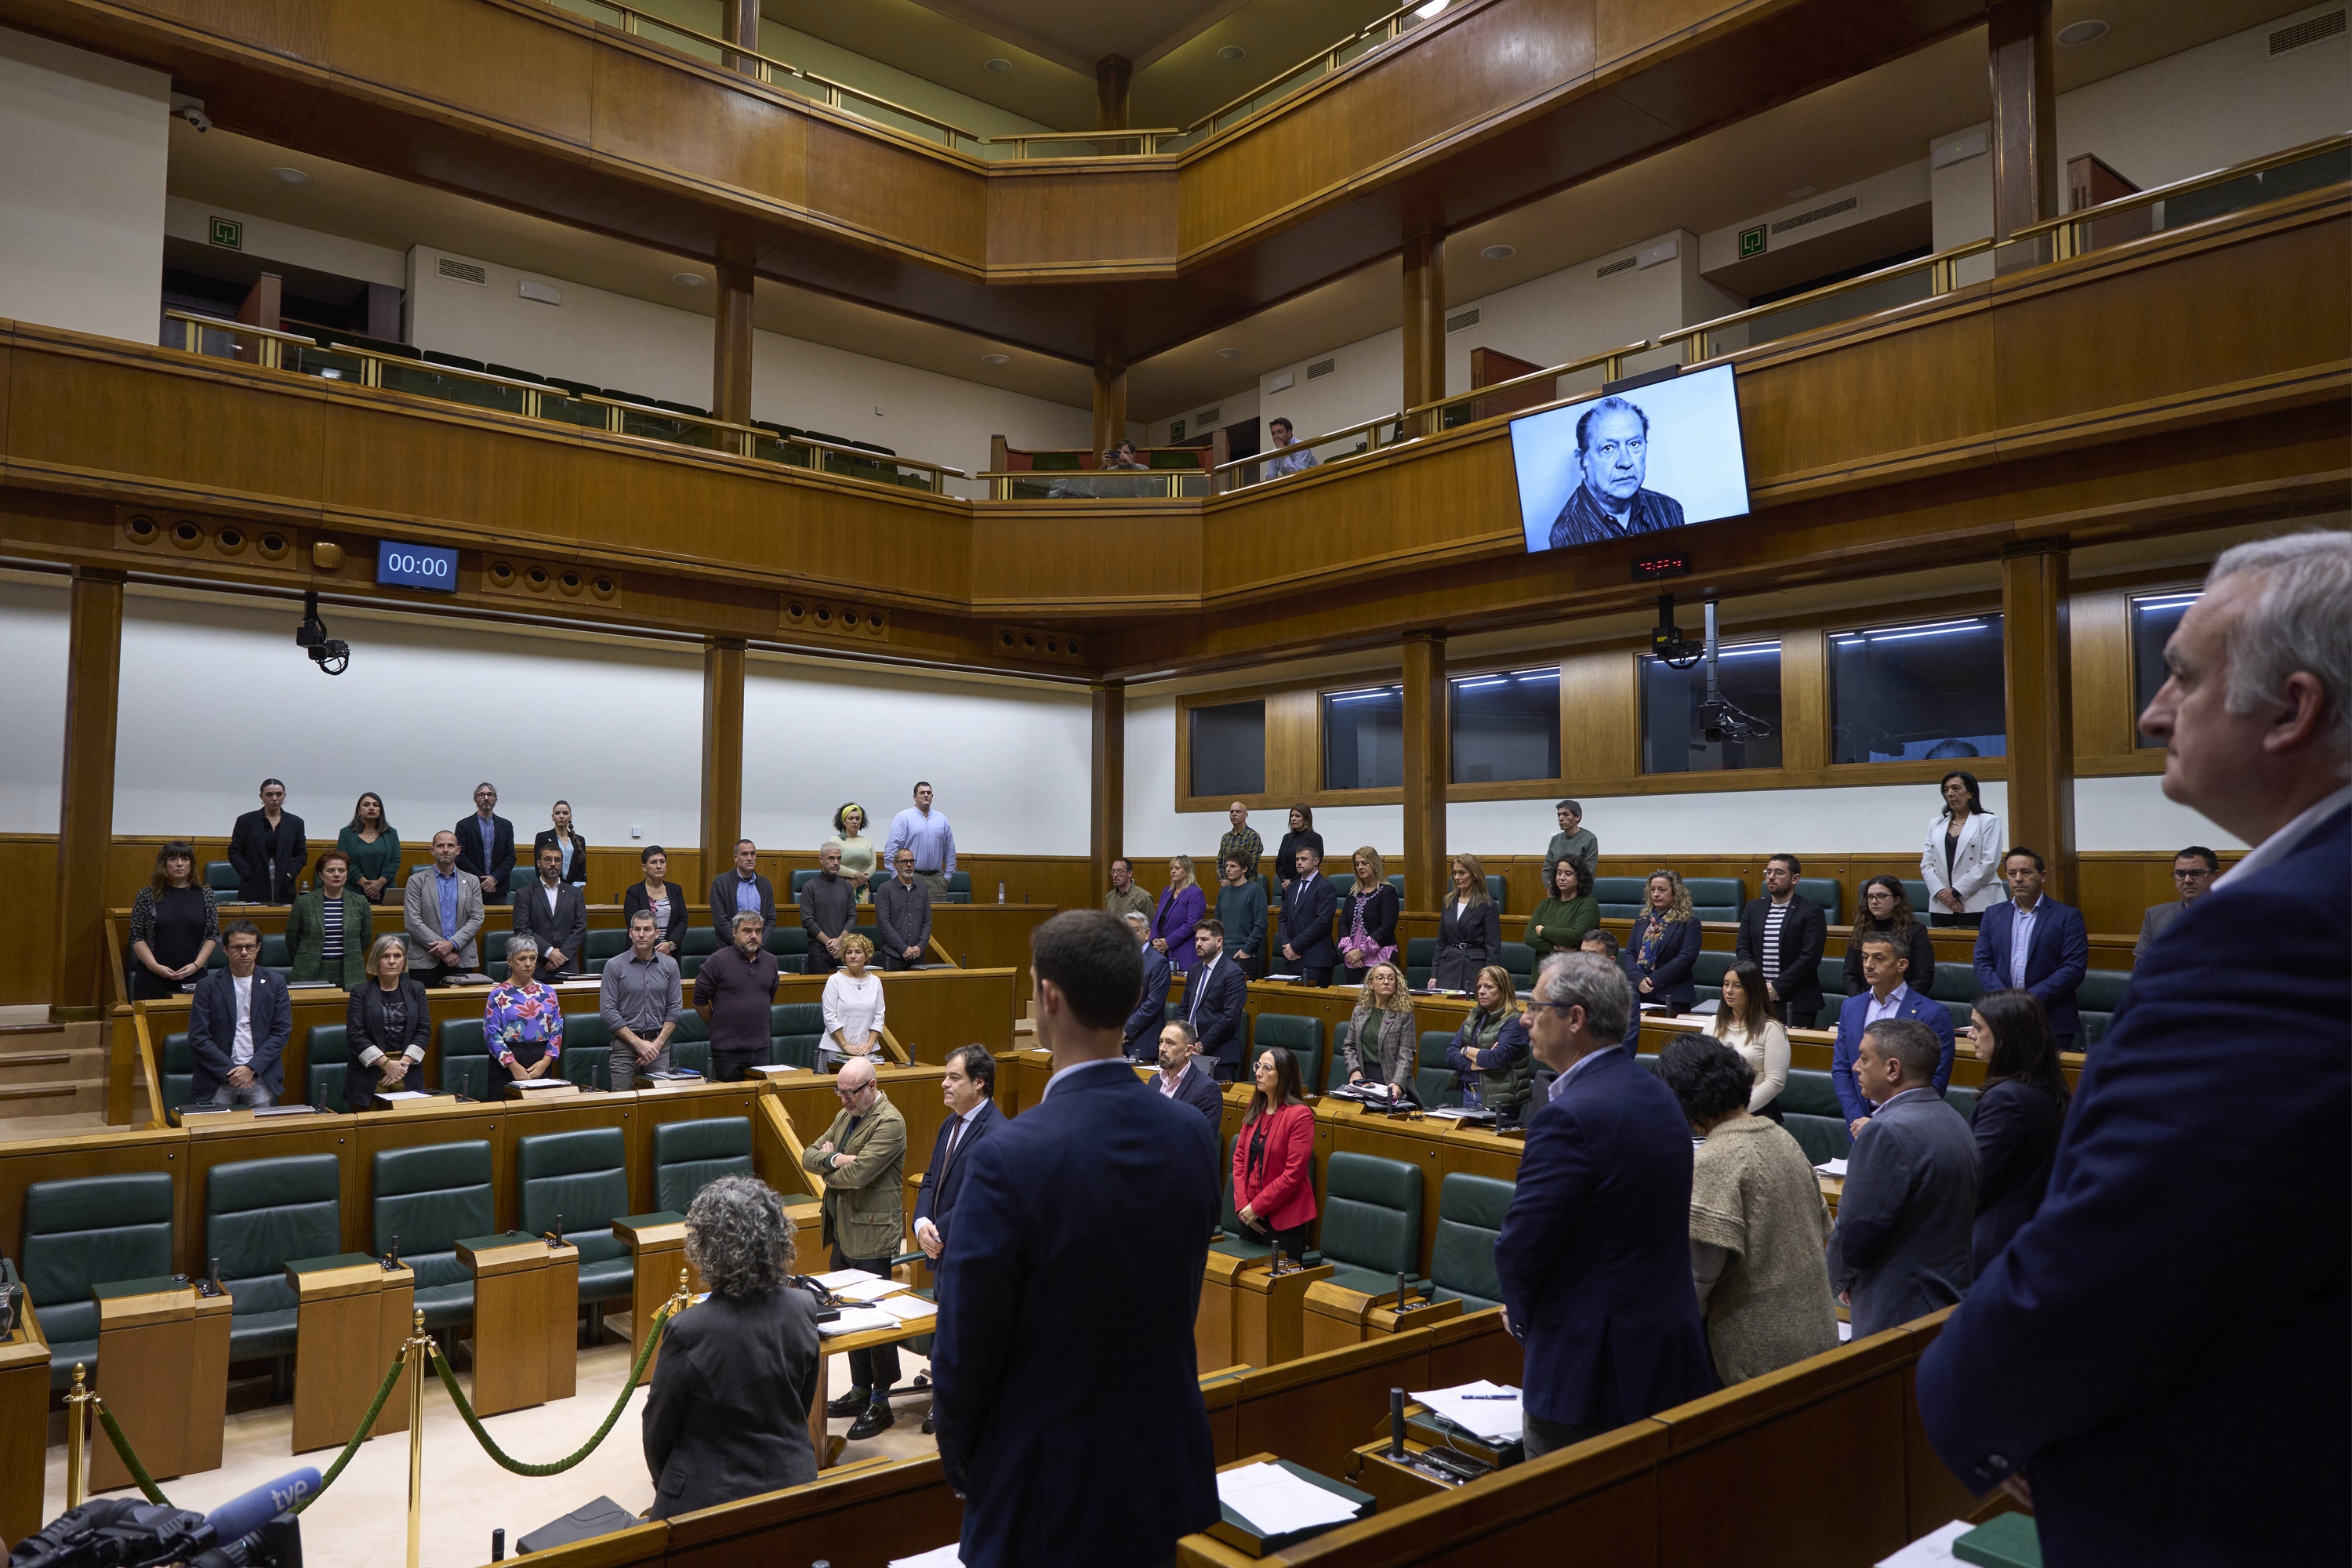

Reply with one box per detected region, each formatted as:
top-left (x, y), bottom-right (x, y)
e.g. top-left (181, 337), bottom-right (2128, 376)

top-left (1827, 1017), bottom-right (1978, 1338)
top-left (1543, 799), bottom-right (1599, 885)
top-left (798, 841), bottom-right (858, 976)
top-left (873, 847), bottom-right (933, 971)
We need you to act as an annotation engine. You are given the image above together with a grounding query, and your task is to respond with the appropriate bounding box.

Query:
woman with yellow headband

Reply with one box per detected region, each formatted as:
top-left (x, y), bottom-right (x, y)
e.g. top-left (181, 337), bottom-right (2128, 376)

top-left (823, 802), bottom-right (877, 902)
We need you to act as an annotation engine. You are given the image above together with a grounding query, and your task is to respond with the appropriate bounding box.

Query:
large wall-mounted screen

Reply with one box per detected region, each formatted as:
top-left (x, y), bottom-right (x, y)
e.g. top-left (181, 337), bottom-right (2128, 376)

top-left (1508, 363), bottom-right (1750, 554)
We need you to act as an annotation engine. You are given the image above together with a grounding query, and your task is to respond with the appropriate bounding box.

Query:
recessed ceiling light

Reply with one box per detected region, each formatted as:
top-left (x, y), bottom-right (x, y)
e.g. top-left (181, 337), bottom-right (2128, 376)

top-left (2056, 19), bottom-right (2108, 44)
top-left (1216, 347), bottom-right (1243, 359)
top-left (269, 166), bottom-right (310, 185)
top-left (982, 353), bottom-right (1011, 365)
top-left (1218, 45), bottom-right (1247, 61)
top-left (672, 271), bottom-right (706, 287)
top-left (1480, 244), bottom-right (1515, 261)
top-left (984, 57), bottom-right (1011, 72)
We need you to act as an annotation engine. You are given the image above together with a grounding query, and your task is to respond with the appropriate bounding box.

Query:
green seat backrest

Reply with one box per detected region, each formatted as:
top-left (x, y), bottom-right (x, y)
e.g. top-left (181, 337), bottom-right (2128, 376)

top-left (1430, 1172), bottom-right (1514, 1308)
top-left (516, 1128), bottom-right (629, 1264)
top-left (564, 1014), bottom-right (612, 1049)
top-left (670, 1039), bottom-right (711, 1076)
top-left (1785, 1112), bottom-right (1850, 1164)
top-left (1685, 878), bottom-right (1744, 924)
top-left (1900, 880), bottom-right (1932, 916)
top-left (681, 927), bottom-right (720, 956)
top-left (771, 1002), bottom-right (825, 1069)
top-left (1929, 964), bottom-right (1983, 1009)
top-left (1405, 937), bottom-right (1436, 990)
top-left (1484, 874), bottom-right (1507, 913)
top-left (585, 928), bottom-right (630, 973)
top-left (561, 1046), bottom-right (612, 1092)
top-left (768, 926), bottom-right (811, 973)
top-left (1795, 878), bottom-right (1842, 924)
top-left (437, 1018), bottom-right (488, 1098)
top-left (1499, 942), bottom-right (1535, 990)
top-left (306, 1025), bottom-right (347, 1111)
top-left (1251, 1013), bottom-right (1323, 1095)
top-left (372, 1141), bottom-right (494, 1290)
top-left (2076, 969), bottom-right (2131, 1013)
top-left (205, 861), bottom-right (239, 892)
top-left (162, 1031), bottom-right (195, 1114)
top-left (206, 1154), bottom-right (340, 1317)
top-left (1778, 1067), bottom-right (1843, 1119)
top-left (22, 1173), bottom-right (176, 1345)
top-left (788, 869), bottom-right (820, 896)
top-left (1944, 1084), bottom-right (1979, 1123)
top-left (483, 930), bottom-right (509, 964)
top-left (652, 1117), bottom-right (753, 1212)
top-left (1319, 1152), bottom-right (1421, 1278)
top-left (1414, 1032), bottom-right (1459, 1109)
top-left (945, 872), bottom-right (973, 903)
top-left (1593, 877), bottom-right (1647, 919)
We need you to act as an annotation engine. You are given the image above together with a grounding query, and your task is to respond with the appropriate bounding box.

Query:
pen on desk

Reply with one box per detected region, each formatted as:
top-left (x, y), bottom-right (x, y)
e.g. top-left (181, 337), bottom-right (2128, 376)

top-left (1458, 1393), bottom-right (1518, 1399)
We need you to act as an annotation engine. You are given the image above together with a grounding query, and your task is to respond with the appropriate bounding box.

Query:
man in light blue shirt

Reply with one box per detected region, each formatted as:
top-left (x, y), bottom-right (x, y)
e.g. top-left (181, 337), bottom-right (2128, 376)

top-left (1970, 848), bottom-right (2089, 1048)
top-left (1262, 417), bottom-right (1320, 479)
top-left (884, 781), bottom-right (956, 901)
top-left (402, 829), bottom-right (485, 983)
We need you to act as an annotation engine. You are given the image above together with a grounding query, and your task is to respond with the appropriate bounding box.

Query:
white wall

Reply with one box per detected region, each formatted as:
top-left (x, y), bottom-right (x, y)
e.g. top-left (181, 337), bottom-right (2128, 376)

top-left (404, 245), bottom-right (1091, 481)
top-left (163, 195), bottom-right (406, 288)
top-left (0, 27), bottom-right (169, 342)
top-left (0, 575), bottom-right (71, 833)
top-left (742, 655), bottom-right (1091, 855)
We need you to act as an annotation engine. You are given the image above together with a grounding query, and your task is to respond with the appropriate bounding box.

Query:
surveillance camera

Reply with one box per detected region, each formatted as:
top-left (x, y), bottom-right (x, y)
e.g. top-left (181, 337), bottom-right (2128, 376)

top-left (294, 591), bottom-right (349, 676)
top-left (174, 105), bottom-right (212, 132)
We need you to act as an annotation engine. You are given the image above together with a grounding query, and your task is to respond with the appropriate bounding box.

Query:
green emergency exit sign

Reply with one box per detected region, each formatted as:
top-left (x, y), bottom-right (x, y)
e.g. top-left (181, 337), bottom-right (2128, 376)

top-left (1738, 224), bottom-right (1766, 260)
top-left (209, 216), bottom-right (243, 250)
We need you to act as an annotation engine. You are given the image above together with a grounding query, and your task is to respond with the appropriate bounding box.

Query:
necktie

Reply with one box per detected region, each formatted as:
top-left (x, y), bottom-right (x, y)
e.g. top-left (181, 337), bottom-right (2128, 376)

top-left (1190, 960), bottom-right (1211, 1019)
top-left (946, 1115), bottom-right (967, 1165)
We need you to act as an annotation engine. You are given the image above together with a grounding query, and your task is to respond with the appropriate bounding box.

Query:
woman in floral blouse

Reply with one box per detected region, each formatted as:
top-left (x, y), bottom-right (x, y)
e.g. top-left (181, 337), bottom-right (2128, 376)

top-left (485, 934), bottom-right (563, 1090)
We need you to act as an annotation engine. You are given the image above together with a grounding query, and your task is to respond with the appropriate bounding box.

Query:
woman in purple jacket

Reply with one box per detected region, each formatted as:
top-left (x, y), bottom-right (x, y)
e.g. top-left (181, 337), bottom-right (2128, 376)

top-left (1152, 855), bottom-right (1207, 972)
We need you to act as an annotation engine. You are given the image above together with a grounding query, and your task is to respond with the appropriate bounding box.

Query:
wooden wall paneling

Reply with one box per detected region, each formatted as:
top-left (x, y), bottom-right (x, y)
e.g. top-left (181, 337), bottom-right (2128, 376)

top-left (2067, 586), bottom-right (2136, 757)
top-left (967, 507), bottom-right (1203, 612)
top-left (2001, 542), bottom-right (2078, 900)
top-left (1091, 681), bottom-right (1124, 901)
top-left (701, 638), bottom-right (746, 880)
top-left (875, 964), bottom-right (1021, 1061)
top-left (1265, 687), bottom-right (1322, 804)
top-left (1778, 629), bottom-right (1831, 773)
top-left (51, 568), bottom-right (124, 1018)
top-left (797, 115), bottom-right (989, 274)
top-left (586, 41), bottom-right (813, 223)
top-left (1559, 651), bottom-right (1639, 788)
top-left (0, 837), bottom-right (59, 1007)
top-left (661, 1453), bottom-right (965, 1568)
top-left (316, 372), bottom-right (583, 559)
top-left (986, 169), bottom-right (1179, 275)
top-left (1229, 1331), bottom-right (1436, 1482)
top-left (1401, 634), bottom-right (1447, 912)
top-left (326, 0), bottom-right (600, 147)
top-left (1731, 309), bottom-right (1998, 491)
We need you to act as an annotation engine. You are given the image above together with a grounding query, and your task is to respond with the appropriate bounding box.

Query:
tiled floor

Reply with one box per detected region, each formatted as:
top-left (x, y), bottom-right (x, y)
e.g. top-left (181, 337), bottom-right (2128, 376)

top-left (40, 1334), bottom-right (938, 1568)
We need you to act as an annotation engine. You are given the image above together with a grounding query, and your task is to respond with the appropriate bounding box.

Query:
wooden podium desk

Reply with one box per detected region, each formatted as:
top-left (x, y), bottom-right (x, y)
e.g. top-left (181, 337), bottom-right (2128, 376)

top-left (808, 1312), bottom-right (938, 1471)
top-left (1235, 1260), bottom-right (1333, 1370)
top-left (1346, 1433), bottom-right (1457, 1513)
top-left (1, 1303), bottom-right (48, 1551)
top-left (286, 1252), bottom-right (414, 1454)
top-left (456, 1232), bottom-right (579, 1417)
top-left (1302, 1283), bottom-right (1462, 1358)
top-left (89, 1278), bottom-right (233, 1491)
top-left (611, 1214), bottom-right (689, 1386)
top-left (1196, 1249), bottom-right (1258, 1371)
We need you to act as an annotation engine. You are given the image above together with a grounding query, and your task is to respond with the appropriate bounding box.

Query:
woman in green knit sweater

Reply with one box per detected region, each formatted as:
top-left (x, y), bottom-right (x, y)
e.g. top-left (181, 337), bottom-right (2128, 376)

top-left (1524, 856), bottom-right (1599, 960)
top-left (336, 792), bottom-right (402, 905)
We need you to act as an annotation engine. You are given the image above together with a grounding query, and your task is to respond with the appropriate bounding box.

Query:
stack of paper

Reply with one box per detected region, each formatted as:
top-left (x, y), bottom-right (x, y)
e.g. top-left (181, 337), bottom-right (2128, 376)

top-left (817, 1305), bottom-right (899, 1337)
top-left (1815, 1158), bottom-right (1849, 1178)
top-left (1216, 1463), bottom-right (1360, 1535)
top-left (876, 1294), bottom-right (938, 1323)
top-left (1410, 1381), bottom-right (1524, 1442)
top-left (812, 1268), bottom-right (880, 1290)
top-left (885, 1545), bottom-right (963, 1567)
top-left (376, 1090), bottom-right (434, 1102)
top-left (830, 1276), bottom-right (911, 1305)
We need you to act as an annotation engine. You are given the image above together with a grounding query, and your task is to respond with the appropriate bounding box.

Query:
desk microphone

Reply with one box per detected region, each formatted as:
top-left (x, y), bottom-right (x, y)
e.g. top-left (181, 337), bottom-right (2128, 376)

top-left (1389, 1388), bottom-right (1406, 1459)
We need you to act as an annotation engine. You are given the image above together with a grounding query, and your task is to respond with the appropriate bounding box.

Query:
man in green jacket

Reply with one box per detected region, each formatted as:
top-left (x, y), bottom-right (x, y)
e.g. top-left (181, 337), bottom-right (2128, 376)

top-left (803, 1056), bottom-right (907, 1439)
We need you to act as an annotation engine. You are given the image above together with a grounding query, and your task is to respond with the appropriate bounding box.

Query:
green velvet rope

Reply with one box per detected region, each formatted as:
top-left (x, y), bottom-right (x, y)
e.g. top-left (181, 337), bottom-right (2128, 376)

top-left (294, 1348), bottom-right (409, 1513)
top-left (93, 1403), bottom-right (173, 1508)
top-left (430, 1300), bottom-right (676, 1476)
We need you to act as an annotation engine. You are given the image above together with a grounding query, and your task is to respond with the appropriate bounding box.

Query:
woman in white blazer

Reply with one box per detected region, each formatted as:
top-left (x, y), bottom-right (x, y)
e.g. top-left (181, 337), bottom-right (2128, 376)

top-left (1921, 770), bottom-right (2002, 927)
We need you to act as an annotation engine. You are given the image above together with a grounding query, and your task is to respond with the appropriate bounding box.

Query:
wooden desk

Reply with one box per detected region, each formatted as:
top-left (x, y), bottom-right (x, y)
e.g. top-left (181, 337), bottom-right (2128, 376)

top-left (1236, 1261), bottom-right (1333, 1370)
top-left (286, 1251), bottom-right (414, 1454)
top-left (89, 1279), bottom-right (232, 1490)
top-left (456, 1232), bottom-right (579, 1416)
top-left (612, 1214), bottom-right (688, 1386)
top-left (1303, 1283), bottom-right (1462, 1356)
top-left (1345, 1434), bottom-right (1457, 1513)
top-left (811, 1311), bottom-right (938, 1470)
top-left (0, 1304), bottom-right (47, 1551)
top-left (1198, 1250), bottom-right (1257, 1370)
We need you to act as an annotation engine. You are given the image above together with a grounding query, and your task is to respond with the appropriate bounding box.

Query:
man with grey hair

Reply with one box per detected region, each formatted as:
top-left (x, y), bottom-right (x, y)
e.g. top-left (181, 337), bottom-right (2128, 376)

top-left (692, 909), bottom-right (779, 1083)
top-left (804, 1054), bottom-right (907, 1440)
top-left (1922, 530), bottom-right (2351, 1564)
top-left (1494, 952), bottom-right (1713, 1454)
top-left (1825, 1017), bottom-right (1976, 1338)
top-left (1547, 396), bottom-right (1686, 548)
top-left (601, 909), bottom-right (683, 1077)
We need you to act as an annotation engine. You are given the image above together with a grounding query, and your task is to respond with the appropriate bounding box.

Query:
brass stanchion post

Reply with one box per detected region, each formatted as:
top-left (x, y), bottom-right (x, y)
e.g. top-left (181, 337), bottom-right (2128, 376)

top-left (64, 1363), bottom-right (90, 1509)
top-left (404, 1309), bottom-right (430, 1568)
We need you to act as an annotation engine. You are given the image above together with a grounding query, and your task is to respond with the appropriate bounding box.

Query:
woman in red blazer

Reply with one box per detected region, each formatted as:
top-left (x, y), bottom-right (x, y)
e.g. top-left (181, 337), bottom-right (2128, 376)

top-left (1232, 1046), bottom-right (1318, 1262)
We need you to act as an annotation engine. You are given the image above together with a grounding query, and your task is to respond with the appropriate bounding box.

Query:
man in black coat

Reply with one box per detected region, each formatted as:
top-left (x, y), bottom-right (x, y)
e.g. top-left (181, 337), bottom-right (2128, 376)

top-left (1733, 854), bottom-right (1827, 1026)
top-left (1278, 846), bottom-right (1338, 986)
top-left (1122, 912), bottom-right (1174, 1059)
top-left (454, 781), bottom-right (516, 906)
top-left (1178, 920), bottom-right (1249, 1080)
top-left (227, 779), bottom-right (306, 903)
top-left (187, 921), bottom-right (292, 1106)
top-left (511, 843), bottom-right (590, 981)
top-left (709, 838), bottom-right (776, 934)
top-left (1153, 1020), bottom-right (1227, 1136)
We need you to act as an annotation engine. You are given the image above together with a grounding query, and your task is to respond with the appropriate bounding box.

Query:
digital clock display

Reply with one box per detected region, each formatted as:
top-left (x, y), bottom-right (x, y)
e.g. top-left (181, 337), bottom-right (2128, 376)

top-left (376, 541), bottom-right (459, 592)
top-left (1632, 552), bottom-right (1690, 582)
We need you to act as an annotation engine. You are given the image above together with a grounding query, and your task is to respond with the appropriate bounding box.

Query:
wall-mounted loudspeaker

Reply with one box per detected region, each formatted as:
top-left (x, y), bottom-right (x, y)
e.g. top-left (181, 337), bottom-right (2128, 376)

top-left (781, 601), bottom-right (889, 641)
top-left (991, 624), bottom-right (1086, 663)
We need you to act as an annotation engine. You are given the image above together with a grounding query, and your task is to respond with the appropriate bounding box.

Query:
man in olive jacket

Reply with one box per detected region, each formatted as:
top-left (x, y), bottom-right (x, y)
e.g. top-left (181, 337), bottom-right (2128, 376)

top-left (802, 1056), bottom-right (907, 1438)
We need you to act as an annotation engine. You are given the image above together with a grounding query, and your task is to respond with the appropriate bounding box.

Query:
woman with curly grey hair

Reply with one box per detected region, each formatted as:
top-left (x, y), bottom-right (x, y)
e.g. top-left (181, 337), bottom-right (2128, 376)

top-left (642, 1176), bottom-right (822, 1515)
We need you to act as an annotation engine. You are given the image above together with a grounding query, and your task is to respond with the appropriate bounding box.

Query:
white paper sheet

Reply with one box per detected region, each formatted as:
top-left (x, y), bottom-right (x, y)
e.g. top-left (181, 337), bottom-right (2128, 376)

top-left (375, 1091), bottom-right (434, 1102)
top-left (1216, 1462), bottom-right (1359, 1536)
top-left (829, 1276), bottom-right (911, 1304)
top-left (876, 1294), bottom-right (938, 1322)
top-left (1874, 1519), bottom-right (1971, 1566)
top-left (1410, 1381), bottom-right (1525, 1442)
top-left (812, 1268), bottom-right (880, 1289)
top-left (817, 1305), bottom-right (898, 1337)
top-left (886, 1545), bottom-right (964, 1567)
top-left (1814, 1158), bottom-right (1849, 1177)
top-left (1838, 1320), bottom-right (1853, 1341)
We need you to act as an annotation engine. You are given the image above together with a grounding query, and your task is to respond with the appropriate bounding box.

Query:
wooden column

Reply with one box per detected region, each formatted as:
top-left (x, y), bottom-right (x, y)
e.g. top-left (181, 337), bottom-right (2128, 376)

top-left (1401, 633), bottom-right (1448, 912)
top-left (1091, 358), bottom-right (1128, 459)
top-left (1401, 224), bottom-right (1446, 423)
top-left (51, 567), bottom-right (123, 1021)
top-left (1987, 0), bottom-right (2056, 273)
top-left (2002, 542), bottom-right (2076, 901)
top-left (721, 0), bottom-right (760, 73)
top-left (712, 259), bottom-right (754, 426)
top-left (1095, 55), bottom-right (1132, 131)
top-left (1091, 681), bottom-right (1125, 902)
top-left (700, 638), bottom-right (746, 878)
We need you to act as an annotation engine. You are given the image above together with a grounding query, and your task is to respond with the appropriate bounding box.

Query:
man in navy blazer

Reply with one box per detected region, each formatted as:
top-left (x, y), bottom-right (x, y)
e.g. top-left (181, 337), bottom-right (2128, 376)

top-left (1495, 950), bottom-right (1713, 1453)
top-left (1970, 849), bottom-right (2089, 1047)
top-left (1831, 931), bottom-right (1955, 1131)
top-left (1153, 1022), bottom-right (1227, 1137)
top-left (187, 921), bottom-right (292, 1107)
top-left (453, 781), bottom-right (517, 905)
top-left (1178, 920), bottom-right (1249, 1079)
top-left (933, 911), bottom-right (1218, 1566)
top-left (1277, 848), bottom-right (1338, 986)
top-left (1121, 912), bottom-right (1174, 1058)
top-left (913, 1045), bottom-right (1000, 1261)
top-left (1918, 533), bottom-right (2352, 1564)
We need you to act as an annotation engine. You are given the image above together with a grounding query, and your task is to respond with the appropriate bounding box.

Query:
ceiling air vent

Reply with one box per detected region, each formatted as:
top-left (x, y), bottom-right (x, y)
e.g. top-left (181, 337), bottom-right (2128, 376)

top-left (1771, 195), bottom-right (1860, 236)
top-left (2270, 9), bottom-right (2344, 54)
top-left (1594, 256), bottom-right (1637, 279)
top-left (1306, 357), bottom-right (1337, 380)
top-left (1444, 307), bottom-right (1481, 333)
top-left (436, 257), bottom-right (488, 286)
top-left (1196, 406), bottom-right (1220, 425)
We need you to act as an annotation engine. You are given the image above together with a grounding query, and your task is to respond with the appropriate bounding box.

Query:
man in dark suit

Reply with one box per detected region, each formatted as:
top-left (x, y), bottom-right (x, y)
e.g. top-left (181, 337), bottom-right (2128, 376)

top-left (1970, 848), bottom-right (2089, 1048)
top-left (454, 781), bottom-right (516, 906)
top-left (914, 1044), bottom-right (1000, 1265)
top-left (1179, 919), bottom-right (1248, 1080)
top-left (1496, 950), bottom-right (1713, 1454)
top-left (1278, 846), bottom-right (1338, 986)
top-left (187, 920), bottom-right (292, 1107)
top-left (933, 909), bottom-right (1218, 1566)
top-left (1153, 1021), bottom-right (1226, 1135)
top-left (1920, 533), bottom-right (2351, 1565)
top-left (1830, 931), bottom-right (1955, 1131)
top-left (511, 842), bottom-right (589, 980)
top-left (1827, 1018), bottom-right (1976, 1337)
top-left (1733, 853), bottom-right (1826, 1026)
top-left (1121, 912), bottom-right (1173, 1059)
top-left (227, 778), bottom-right (307, 904)
top-left (709, 838), bottom-right (775, 935)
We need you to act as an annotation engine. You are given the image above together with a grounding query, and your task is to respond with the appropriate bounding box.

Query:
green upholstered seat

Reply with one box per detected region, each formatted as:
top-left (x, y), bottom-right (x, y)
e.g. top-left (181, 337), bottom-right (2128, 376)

top-left (1785, 1113), bottom-right (1852, 1165)
top-left (771, 1002), bottom-right (825, 1069)
top-left (1483, 874), bottom-right (1508, 913)
top-left (767, 925), bottom-right (811, 974)
top-left (206, 860), bottom-right (240, 893)
top-left (1691, 949), bottom-right (1734, 1006)
top-left (206, 1153), bottom-right (340, 1359)
top-left (305, 1025), bottom-right (348, 1112)
top-left (1500, 942), bottom-right (1536, 991)
top-left (1795, 878), bottom-right (1842, 924)
top-left (1900, 880), bottom-right (1932, 916)
top-left (788, 869), bottom-right (822, 896)
top-left (1777, 1068), bottom-right (1843, 1118)
top-left (2076, 969), bottom-right (2132, 1047)
top-left (372, 1141), bottom-right (492, 1329)
top-left (652, 1117), bottom-right (753, 1213)
top-left (1429, 1172), bottom-right (1514, 1310)
top-left (1684, 878), bottom-right (1744, 924)
top-left (1250, 1013), bottom-right (1323, 1096)
top-left (1593, 877), bottom-right (1648, 919)
top-left (437, 1018), bottom-right (488, 1099)
top-left (584, 928), bottom-right (630, 975)
top-left (944, 872), bottom-right (972, 903)
top-left (23, 1172), bottom-right (176, 1388)
top-left (1635, 1052), bottom-right (1661, 1075)
top-left (666, 1009), bottom-right (710, 1076)
top-left (1404, 937), bottom-right (1436, 991)
top-left (1414, 1029), bottom-right (1460, 1109)
top-left (1210, 1142), bottom-right (1272, 1265)
top-left (1944, 1084), bottom-right (1979, 1122)
top-left (559, 1012), bottom-right (612, 1091)
top-left (1316, 1152), bottom-right (1423, 1296)
top-left (161, 1030), bottom-right (195, 1115)
top-left (1929, 964), bottom-right (1984, 1010)
top-left (677, 926), bottom-right (718, 980)
top-left (517, 1128), bottom-right (633, 1304)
